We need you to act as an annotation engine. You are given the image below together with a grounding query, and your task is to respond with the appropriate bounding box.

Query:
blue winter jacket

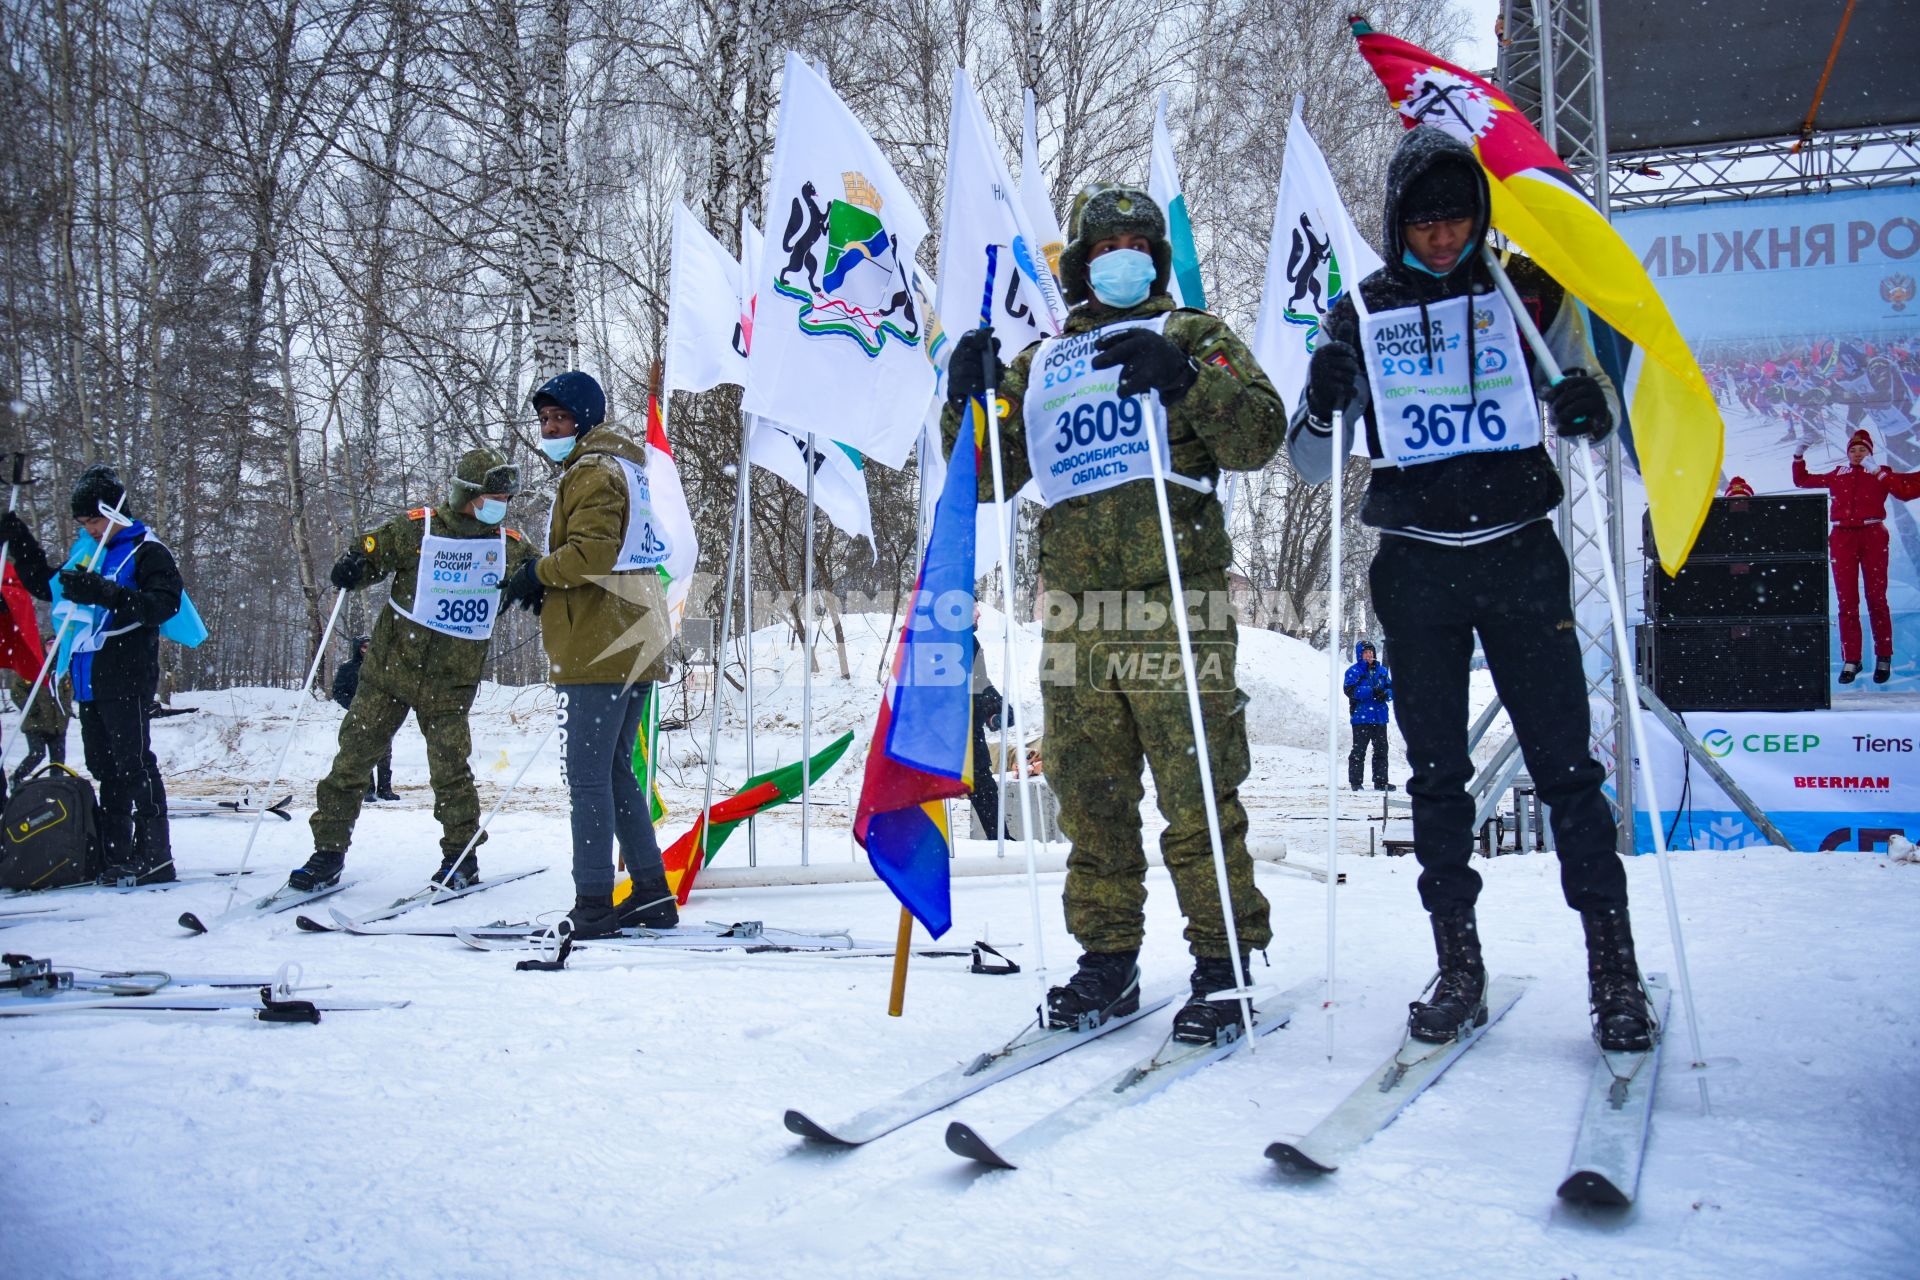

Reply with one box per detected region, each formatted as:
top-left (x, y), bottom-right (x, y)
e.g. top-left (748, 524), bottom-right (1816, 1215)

top-left (1343, 642), bottom-right (1392, 725)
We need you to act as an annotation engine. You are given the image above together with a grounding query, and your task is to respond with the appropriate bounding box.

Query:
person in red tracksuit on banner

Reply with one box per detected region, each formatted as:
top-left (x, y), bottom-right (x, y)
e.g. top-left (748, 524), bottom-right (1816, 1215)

top-left (1793, 428), bottom-right (1920, 684)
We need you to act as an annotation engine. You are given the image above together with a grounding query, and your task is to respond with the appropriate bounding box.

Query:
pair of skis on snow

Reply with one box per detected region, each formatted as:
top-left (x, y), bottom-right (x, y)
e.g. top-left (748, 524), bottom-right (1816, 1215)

top-left (0, 954), bottom-right (408, 1021)
top-left (179, 866), bottom-right (546, 935)
top-left (787, 974), bottom-right (1671, 1206)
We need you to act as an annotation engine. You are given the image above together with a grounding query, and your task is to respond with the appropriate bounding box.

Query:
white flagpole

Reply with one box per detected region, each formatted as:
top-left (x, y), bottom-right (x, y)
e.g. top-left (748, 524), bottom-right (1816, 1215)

top-left (1325, 409), bottom-right (1343, 1059)
top-left (698, 415), bottom-right (752, 889)
top-left (741, 423), bottom-right (759, 868)
top-left (800, 432), bottom-right (818, 867)
top-left (1482, 244), bottom-right (1711, 1110)
top-left (972, 247), bottom-right (1052, 1017)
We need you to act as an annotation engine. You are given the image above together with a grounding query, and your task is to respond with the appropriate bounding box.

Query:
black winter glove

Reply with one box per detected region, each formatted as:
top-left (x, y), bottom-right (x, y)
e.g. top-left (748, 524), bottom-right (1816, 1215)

top-left (330, 549), bottom-right (373, 591)
top-left (946, 328), bottom-right (1004, 408)
top-left (58, 568), bottom-right (131, 610)
top-left (1091, 327), bottom-right (1199, 405)
top-left (1545, 369), bottom-right (1614, 442)
top-left (501, 560), bottom-right (545, 615)
top-left (0, 510), bottom-right (34, 553)
top-left (1306, 340), bottom-right (1363, 422)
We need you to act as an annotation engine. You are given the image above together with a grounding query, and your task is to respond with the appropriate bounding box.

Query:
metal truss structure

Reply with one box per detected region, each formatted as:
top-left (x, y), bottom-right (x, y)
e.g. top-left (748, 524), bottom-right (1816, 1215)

top-left (1608, 126), bottom-right (1920, 210)
top-left (1499, 0), bottom-right (1635, 851)
top-left (1497, 1), bottom-right (1920, 853)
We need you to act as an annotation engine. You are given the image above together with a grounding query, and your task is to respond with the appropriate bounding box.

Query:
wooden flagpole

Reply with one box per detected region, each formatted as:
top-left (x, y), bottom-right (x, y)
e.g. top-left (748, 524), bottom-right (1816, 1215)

top-left (887, 907), bottom-right (914, 1016)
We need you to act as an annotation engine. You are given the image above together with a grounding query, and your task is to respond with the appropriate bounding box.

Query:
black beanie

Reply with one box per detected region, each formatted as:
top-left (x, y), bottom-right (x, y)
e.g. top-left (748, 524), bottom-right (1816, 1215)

top-left (70, 464), bottom-right (127, 519)
top-left (1400, 162), bottom-right (1479, 225)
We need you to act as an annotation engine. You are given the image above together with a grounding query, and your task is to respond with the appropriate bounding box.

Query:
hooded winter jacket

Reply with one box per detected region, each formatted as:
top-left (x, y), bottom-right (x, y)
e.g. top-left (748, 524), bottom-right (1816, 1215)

top-left (533, 422), bottom-right (673, 686)
top-left (940, 293), bottom-right (1286, 592)
top-left (1343, 641), bottom-right (1392, 726)
top-left (1287, 126), bottom-right (1619, 543)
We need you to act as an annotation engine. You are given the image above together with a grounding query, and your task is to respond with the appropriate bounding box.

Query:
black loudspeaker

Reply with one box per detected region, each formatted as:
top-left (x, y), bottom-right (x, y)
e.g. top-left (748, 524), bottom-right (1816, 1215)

top-left (1640, 492), bottom-right (1831, 711)
top-left (1647, 494), bottom-right (1827, 560)
top-left (1644, 555), bottom-right (1828, 619)
top-left (1639, 620), bottom-right (1831, 712)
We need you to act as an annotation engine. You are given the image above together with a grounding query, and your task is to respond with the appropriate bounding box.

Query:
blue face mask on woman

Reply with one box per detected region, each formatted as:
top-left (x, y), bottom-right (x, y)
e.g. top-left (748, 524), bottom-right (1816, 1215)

top-left (475, 498), bottom-right (508, 525)
top-left (539, 434), bottom-right (577, 463)
top-left (1088, 248), bottom-right (1156, 308)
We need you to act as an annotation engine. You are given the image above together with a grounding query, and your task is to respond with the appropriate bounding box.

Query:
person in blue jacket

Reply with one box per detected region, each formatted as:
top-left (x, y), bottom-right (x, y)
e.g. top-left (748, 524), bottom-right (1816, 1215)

top-left (1344, 639), bottom-right (1394, 791)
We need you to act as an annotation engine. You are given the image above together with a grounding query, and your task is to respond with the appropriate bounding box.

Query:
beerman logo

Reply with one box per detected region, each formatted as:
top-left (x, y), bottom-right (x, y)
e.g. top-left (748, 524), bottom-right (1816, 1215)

top-left (773, 171), bottom-right (923, 358)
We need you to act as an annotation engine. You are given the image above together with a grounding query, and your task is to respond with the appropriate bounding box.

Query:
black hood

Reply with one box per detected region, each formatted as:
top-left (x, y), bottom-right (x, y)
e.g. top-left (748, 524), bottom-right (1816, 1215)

top-left (1381, 126), bottom-right (1491, 278)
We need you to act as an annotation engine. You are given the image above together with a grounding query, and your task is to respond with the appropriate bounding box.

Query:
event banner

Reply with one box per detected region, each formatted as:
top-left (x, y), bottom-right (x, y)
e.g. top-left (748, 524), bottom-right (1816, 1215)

top-left (1616, 188), bottom-right (1920, 689)
top-left (1632, 709), bottom-right (1919, 853)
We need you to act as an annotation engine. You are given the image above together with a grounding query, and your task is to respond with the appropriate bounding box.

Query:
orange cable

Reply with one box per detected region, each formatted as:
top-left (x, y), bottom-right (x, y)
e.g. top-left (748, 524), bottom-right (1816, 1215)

top-left (1791, 0), bottom-right (1857, 154)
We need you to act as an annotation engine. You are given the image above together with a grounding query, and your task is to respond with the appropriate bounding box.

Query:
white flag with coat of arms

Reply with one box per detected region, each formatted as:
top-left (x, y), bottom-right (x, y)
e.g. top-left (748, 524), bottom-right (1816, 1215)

top-left (744, 52), bottom-right (933, 469)
top-left (1253, 96), bottom-right (1384, 426)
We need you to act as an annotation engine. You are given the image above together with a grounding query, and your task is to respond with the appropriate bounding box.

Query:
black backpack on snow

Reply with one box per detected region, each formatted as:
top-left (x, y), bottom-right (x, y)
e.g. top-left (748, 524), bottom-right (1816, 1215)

top-left (0, 765), bottom-right (104, 890)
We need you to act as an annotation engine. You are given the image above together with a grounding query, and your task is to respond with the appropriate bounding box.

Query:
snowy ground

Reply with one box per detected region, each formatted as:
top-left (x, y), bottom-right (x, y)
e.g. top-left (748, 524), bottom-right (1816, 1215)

top-left (4, 621), bottom-right (1917, 1278)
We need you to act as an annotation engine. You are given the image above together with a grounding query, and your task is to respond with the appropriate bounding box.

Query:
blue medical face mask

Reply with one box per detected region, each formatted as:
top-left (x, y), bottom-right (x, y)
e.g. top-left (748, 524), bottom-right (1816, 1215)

top-left (1402, 248), bottom-right (1454, 278)
top-left (475, 498), bottom-right (508, 525)
top-left (1088, 248), bottom-right (1156, 308)
top-left (539, 434), bottom-right (577, 463)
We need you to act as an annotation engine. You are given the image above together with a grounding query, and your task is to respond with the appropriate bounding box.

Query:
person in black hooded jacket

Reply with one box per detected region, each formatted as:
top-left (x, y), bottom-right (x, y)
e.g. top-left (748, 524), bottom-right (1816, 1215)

top-left (1286, 125), bottom-right (1654, 1055)
top-left (1, 465), bottom-right (183, 883)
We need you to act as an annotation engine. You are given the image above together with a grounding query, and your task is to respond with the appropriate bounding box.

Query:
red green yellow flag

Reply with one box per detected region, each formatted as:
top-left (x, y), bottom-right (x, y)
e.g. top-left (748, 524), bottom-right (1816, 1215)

top-left (1352, 19), bottom-right (1725, 573)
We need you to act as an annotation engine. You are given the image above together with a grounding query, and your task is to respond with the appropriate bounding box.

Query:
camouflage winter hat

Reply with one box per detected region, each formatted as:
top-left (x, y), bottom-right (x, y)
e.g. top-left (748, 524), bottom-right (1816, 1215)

top-left (448, 446), bottom-right (521, 510)
top-left (1058, 183), bottom-right (1173, 305)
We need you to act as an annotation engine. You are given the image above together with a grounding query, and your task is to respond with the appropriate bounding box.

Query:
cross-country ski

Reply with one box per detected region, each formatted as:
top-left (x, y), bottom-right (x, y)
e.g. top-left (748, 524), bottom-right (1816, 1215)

top-left (6, 9), bottom-right (1919, 1275)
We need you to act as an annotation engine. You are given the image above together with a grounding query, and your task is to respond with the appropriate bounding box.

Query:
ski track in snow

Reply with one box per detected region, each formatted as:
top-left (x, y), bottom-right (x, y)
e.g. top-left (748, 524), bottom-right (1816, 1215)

top-left (3, 624), bottom-right (1917, 1278)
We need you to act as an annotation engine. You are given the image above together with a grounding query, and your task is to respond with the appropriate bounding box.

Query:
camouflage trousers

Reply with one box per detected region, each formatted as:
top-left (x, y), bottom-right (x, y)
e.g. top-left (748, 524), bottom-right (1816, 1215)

top-left (310, 677), bottom-right (483, 861)
top-left (1042, 568), bottom-right (1271, 959)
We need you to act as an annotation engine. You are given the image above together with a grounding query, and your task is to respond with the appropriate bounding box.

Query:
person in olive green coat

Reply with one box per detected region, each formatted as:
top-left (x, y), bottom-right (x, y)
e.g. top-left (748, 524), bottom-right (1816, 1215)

top-left (941, 184), bottom-right (1286, 1047)
top-left (506, 370), bottom-right (676, 938)
top-left (10, 648), bottom-right (71, 788)
top-left (288, 447), bottom-right (538, 894)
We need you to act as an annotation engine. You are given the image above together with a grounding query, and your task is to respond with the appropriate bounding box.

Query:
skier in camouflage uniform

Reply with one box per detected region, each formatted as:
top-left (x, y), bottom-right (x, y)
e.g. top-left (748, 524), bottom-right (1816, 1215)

top-left (288, 448), bottom-right (539, 893)
top-left (942, 184), bottom-right (1287, 1045)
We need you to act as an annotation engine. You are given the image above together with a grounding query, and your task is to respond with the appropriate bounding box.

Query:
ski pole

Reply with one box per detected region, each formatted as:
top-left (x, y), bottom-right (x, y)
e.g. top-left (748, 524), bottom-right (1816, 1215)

top-left (216, 588), bottom-right (349, 917)
top-left (1482, 245), bottom-right (1712, 1111)
top-left (426, 720), bottom-right (558, 900)
top-left (0, 451), bottom-right (34, 589)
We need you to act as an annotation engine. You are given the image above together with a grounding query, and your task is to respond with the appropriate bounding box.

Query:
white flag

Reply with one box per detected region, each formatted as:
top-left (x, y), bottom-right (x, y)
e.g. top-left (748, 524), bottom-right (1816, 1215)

top-left (1020, 88), bottom-right (1065, 288)
top-left (937, 67), bottom-right (1067, 361)
top-left (744, 52), bottom-right (933, 469)
top-left (1252, 96), bottom-right (1385, 421)
top-left (1149, 92), bottom-right (1208, 309)
top-left (748, 420), bottom-right (874, 549)
top-left (665, 202), bottom-right (746, 400)
top-left (738, 211), bottom-right (762, 358)
top-left (644, 397), bottom-right (700, 629)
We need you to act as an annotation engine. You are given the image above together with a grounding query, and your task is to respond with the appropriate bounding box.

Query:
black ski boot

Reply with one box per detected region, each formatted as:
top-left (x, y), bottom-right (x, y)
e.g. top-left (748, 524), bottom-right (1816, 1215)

top-left (1045, 950), bottom-right (1140, 1030)
top-left (1840, 661), bottom-right (1861, 684)
top-left (565, 893), bottom-right (621, 939)
top-left (376, 788), bottom-right (401, 802)
top-left (1171, 953), bottom-right (1257, 1046)
top-left (1874, 657), bottom-right (1892, 684)
top-left (618, 872), bottom-right (679, 929)
top-left (1582, 906), bottom-right (1656, 1052)
top-left (1407, 910), bottom-right (1488, 1044)
top-left (288, 850), bottom-right (346, 893)
top-left (364, 786), bottom-right (380, 803)
top-left (433, 849), bottom-right (480, 892)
